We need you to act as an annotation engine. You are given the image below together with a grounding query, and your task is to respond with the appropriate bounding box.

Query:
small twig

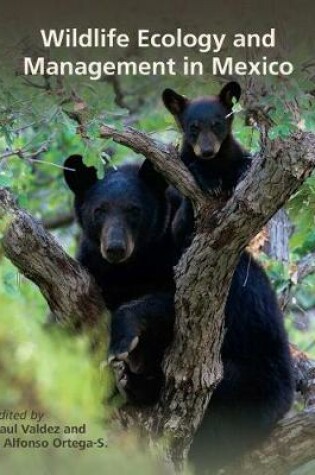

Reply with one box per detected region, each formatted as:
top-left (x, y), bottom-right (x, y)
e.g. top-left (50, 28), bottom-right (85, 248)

top-left (297, 252), bottom-right (315, 281)
top-left (42, 211), bottom-right (75, 230)
top-left (0, 149), bottom-right (21, 160)
top-left (27, 157), bottom-right (72, 171)
top-left (21, 76), bottom-right (50, 90)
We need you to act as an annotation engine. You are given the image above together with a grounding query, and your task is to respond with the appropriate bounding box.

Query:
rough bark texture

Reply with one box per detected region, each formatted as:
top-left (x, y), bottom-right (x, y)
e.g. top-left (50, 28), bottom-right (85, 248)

top-left (292, 345), bottom-right (315, 409)
top-left (100, 125), bottom-right (206, 210)
top-left (229, 410), bottom-right (315, 475)
top-left (263, 209), bottom-right (293, 262)
top-left (0, 188), bottom-right (105, 328)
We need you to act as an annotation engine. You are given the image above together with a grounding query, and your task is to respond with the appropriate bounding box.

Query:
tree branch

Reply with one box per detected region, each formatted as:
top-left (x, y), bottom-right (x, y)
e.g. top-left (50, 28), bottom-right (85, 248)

top-left (263, 209), bottom-right (293, 262)
top-left (42, 211), bottom-right (75, 230)
top-left (100, 125), bottom-right (206, 208)
top-left (297, 252), bottom-right (315, 281)
top-left (231, 410), bottom-right (315, 475)
top-left (0, 188), bottom-right (105, 328)
top-left (1, 118), bottom-right (314, 474)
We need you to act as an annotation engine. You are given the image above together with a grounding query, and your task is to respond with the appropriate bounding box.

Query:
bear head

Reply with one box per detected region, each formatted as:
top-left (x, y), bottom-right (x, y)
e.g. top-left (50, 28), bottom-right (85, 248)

top-left (64, 155), bottom-right (168, 264)
top-left (162, 81), bottom-right (241, 160)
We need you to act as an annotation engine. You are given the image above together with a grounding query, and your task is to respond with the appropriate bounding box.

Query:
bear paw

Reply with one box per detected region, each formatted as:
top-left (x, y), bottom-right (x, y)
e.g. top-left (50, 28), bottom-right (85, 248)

top-left (108, 335), bottom-right (139, 365)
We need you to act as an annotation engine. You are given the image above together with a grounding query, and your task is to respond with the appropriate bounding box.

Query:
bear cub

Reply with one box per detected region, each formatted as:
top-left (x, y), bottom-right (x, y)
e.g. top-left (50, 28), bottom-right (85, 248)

top-left (162, 81), bottom-right (251, 196)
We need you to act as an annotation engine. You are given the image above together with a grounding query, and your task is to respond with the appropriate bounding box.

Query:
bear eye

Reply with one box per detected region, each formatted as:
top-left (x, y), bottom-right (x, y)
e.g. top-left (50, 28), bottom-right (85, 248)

top-left (212, 120), bottom-right (222, 131)
top-left (127, 205), bottom-right (141, 218)
top-left (94, 206), bottom-right (108, 218)
top-left (190, 123), bottom-right (200, 138)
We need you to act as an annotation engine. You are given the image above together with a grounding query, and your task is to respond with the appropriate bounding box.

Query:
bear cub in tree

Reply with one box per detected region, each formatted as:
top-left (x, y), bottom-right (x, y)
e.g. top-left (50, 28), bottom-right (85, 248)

top-left (163, 81), bottom-right (251, 196)
top-left (162, 83), bottom-right (294, 473)
top-left (64, 155), bottom-right (176, 404)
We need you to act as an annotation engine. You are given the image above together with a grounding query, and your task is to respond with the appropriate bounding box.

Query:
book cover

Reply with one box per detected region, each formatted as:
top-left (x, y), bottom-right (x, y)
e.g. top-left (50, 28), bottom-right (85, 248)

top-left (0, 1), bottom-right (314, 474)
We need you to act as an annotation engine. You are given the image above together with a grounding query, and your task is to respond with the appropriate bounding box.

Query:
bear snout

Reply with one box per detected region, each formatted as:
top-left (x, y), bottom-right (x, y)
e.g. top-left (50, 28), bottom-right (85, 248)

top-left (194, 130), bottom-right (221, 160)
top-left (200, 147), bottom-right (215, 159)
top-left (105, 242), bottom-right (127, 263)
top-left (100, 224), bottom-right (135, 264)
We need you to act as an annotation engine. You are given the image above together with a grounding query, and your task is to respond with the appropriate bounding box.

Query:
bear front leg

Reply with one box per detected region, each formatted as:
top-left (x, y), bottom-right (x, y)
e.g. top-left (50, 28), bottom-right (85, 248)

top-left (187, 161), bottom-right (223, 196)
top-left (108, 292), bottom-right (175, 405)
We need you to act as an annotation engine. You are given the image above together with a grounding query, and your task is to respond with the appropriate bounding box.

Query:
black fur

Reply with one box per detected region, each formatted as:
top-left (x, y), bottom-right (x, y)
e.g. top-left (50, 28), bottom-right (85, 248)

top-left (109, 293), bottom-right (174, 405)
top-left (64, 156), bottom-right (176, 309)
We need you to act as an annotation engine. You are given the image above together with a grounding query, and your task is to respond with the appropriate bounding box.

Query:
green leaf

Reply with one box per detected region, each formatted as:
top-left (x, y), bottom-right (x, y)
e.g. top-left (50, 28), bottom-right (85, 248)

top-left (0, 173), bottom-right (12, 187)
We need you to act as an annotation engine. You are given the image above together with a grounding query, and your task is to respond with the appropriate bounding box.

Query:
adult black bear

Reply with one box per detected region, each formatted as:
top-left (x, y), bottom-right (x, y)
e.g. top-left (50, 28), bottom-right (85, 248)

top-left (64, 155), bottom-right (176, 404)
top-left (162, 83), bottom-right (294, 473)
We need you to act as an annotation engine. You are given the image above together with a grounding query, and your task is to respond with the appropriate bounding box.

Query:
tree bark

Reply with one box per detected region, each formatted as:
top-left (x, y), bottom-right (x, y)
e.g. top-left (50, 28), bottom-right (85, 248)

top-left (229, 410), bottom-right (315, 475)
top-left (0, 188), bottom-right (105, 328)
top-left (43, 210), bottom-right (74, 230)
top-left (292, 345), bottom-right (315, 409)
top-left (263, 209), bottom-right (293, 262)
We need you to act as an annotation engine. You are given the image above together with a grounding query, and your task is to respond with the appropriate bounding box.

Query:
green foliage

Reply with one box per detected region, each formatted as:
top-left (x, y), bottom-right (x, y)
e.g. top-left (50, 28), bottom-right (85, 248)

top-left (0, 258), bottom-right (160, 473)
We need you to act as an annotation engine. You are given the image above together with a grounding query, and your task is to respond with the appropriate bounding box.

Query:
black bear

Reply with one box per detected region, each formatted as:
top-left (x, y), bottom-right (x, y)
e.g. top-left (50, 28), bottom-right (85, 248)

top-left (64, 155), bottom-right (176, 404)
top-left (162, 81), bottom-right (253, 251)
top-left (162, 81), bottom-right (251, 196)
top-left (162, 84), bottom-right (294, 473)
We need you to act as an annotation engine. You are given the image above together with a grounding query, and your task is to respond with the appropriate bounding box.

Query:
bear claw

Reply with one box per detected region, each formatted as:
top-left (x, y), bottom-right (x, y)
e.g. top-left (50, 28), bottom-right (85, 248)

top-left (108, 336), bottom-right (140, 364)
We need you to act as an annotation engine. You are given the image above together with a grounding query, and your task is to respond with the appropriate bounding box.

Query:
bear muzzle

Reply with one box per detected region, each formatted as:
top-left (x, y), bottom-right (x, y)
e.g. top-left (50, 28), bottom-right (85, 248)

top-left (100, 224), bottom-right (135, 264)
top-left (193, 131), bottom-right (221, 160)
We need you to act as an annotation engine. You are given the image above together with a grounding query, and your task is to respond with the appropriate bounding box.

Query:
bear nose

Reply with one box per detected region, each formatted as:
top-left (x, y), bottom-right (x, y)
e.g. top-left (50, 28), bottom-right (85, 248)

top-left (202, 148), bottom-right (214, 158)
top-left (106, 243), bottom-right (126, 263)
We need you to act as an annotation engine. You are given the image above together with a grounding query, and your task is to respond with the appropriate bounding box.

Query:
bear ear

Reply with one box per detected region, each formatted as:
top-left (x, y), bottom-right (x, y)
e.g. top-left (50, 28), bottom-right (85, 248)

top-left (138, 160), bottom-right (167, 193)
top-left (162, 88), bottom-right (189, 116)
top-left (64, 155), bottom-right (98, 196)
top-left (219, 81), bottom-right (241, 109)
